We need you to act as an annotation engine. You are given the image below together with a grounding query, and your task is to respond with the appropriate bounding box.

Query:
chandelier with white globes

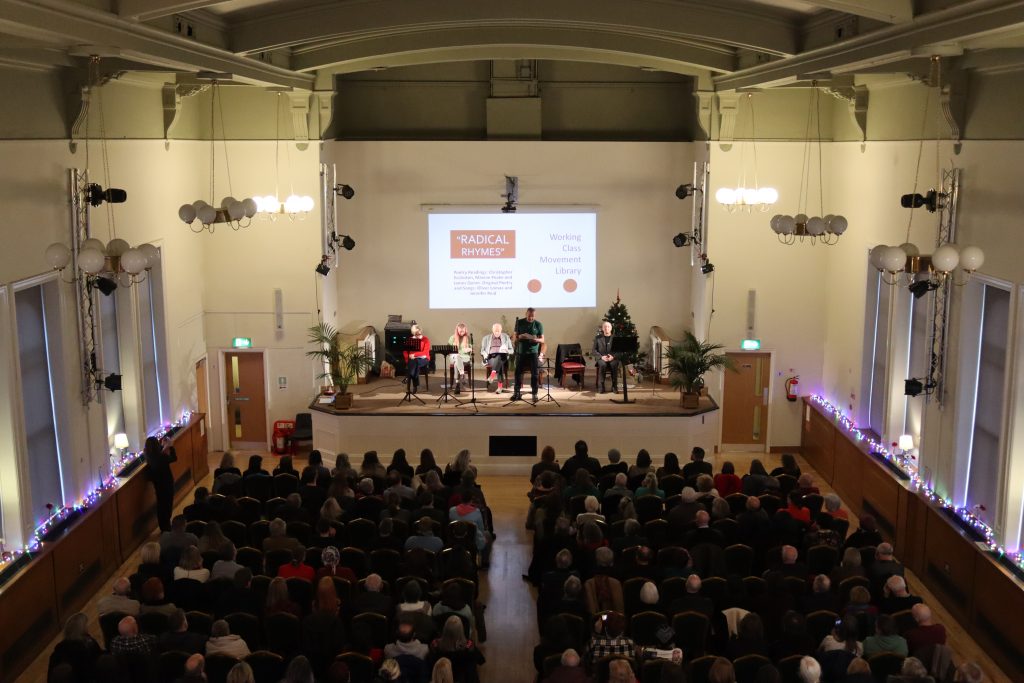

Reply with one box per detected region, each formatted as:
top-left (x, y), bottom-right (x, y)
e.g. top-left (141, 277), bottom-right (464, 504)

top-left (46, 237), bottom-right (160, 287)
top-left (254, 92), bottom-right (314, 221)
top-left (870, 241), bottom-right (984, 288)
top-left (716, 93), bottom-right (778, 213)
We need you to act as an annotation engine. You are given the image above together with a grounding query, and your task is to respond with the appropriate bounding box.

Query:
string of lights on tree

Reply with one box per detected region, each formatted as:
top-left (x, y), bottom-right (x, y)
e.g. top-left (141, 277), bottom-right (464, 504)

top-left (0, 411), bottom-right (195, 572)
top-left (809, 394), bottom-right (1021, 571)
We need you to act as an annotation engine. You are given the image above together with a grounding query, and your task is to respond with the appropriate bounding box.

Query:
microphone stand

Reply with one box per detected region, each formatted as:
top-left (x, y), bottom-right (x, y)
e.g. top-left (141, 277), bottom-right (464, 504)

top-left (458, 333), bottom-right (480, 413)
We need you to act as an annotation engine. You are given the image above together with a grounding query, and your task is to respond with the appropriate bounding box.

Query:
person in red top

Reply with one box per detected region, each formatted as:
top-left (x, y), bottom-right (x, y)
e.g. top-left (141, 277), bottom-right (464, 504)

top-left (277, 546), bottom-right (315, 582)
top-left (905, 603), bottom-right (947, 654)
top-left (713, 461), bottom-right (742, 498)
top-left (782, 491), bottom-right (812, 525)
top-left (403, 324), bottom-right (431, 394)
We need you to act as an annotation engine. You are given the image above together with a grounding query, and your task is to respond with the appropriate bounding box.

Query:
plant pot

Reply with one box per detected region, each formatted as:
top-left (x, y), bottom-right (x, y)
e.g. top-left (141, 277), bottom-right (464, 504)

top-left (333, 393), bottom-right (354, 410)
top-left (681, 392), bottom-right (700, 409)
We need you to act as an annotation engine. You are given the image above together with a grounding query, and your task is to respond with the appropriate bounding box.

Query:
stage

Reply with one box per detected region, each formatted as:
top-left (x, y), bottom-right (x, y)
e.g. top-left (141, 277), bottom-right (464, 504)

top-left (310, 375), bottom-right (721, 472)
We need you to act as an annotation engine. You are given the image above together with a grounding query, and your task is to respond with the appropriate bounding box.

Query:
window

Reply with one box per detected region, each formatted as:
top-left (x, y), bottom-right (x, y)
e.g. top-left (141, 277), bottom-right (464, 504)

top-left (963, 284), bottom-right (1011, 524)
top-left (99, 291), bottom-right (125, 446)
top-left (903, 292), bottom-right (930, 439)
top-left (862, 267), bottom-right (891, 434)
top-left (14, 280), bottom-right (65, 522)
top-left (137, 256), bottom-right (170, 435)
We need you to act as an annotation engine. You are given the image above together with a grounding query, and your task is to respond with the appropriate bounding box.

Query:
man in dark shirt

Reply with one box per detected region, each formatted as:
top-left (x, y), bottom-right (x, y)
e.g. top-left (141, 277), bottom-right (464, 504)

top-left (666, 574), bottom-right (714, 619)
top-left (879, 575), bottom-right (922, 614)
top-left (682, 447), bottom-right (713, 481)
top-left (592, 321), bottom-right (620, 393)
top-left (182, 487), bottom-right (212, 522)
top-left (110, 616), bottom-right (155, 655)
top-left (765, 545), bottom-right (809, 580)
top-left (561, 440), bottom-right (601, 480)
top-left (157, 609), bottom-right (207, 655)
top-left (600, 449), bottom-right (629, 477)
top-left (684, 510), bottom-right (726, 548)
top-left (667, 487), bottom-right (704, 534)
top-left (512, 307), bottom-right (544, 401)
top-left (350, 573), bottom-right (394, 617)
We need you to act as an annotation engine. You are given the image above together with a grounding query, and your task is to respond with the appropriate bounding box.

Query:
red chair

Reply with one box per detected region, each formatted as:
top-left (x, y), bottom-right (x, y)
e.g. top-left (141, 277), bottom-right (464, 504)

top-left (557, 343), bottom-right (587, 388)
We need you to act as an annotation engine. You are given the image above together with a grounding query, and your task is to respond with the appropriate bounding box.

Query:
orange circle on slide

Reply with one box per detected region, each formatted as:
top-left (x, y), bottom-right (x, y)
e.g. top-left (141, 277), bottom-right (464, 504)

top-left (563, 279), bottom-right (578, 292)
top-left (527, 279), bottom-right (542, 293)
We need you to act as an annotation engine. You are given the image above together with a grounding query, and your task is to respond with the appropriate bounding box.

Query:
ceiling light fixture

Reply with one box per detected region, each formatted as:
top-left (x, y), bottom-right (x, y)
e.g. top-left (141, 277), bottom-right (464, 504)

top-left (770, 84), bottom-right (847, 245)
top-left (717, 93), bottom-right (778, 212)
top-left (256, 92), bottom-right (314, 220)
top-left (178, 82), bottom-right (258, 232)
top-left (501, 175), bottom-right (518, 213)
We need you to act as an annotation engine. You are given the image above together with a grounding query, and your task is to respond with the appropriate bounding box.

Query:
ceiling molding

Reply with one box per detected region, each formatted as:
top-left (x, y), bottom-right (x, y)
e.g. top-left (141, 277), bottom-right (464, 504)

top-left (803, 0), bottom-right (912, 23)
top-left (291, 26), bottom-right (737, 74)
top-left (230, 0), bottom-right (798, 59)
top-left (0, 0), bottom-right (313, 89)
top-left (714, 0), bottom-right (1024, 90)
top-left (117, 0), bottom-right (228, 22)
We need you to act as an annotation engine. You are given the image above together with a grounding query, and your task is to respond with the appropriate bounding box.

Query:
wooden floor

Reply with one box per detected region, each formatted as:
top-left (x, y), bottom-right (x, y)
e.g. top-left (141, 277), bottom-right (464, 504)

top-left (17, 452), bottom-right (1012, 682)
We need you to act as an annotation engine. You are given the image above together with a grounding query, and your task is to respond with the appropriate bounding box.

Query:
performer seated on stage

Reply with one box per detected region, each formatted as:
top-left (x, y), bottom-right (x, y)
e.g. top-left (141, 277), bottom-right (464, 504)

top-left (480, 323), bottom-right (513, 394)
top-left (593, 320), bottom-right (620, 394)
top-left (447, 322), bottom-right (472, 394)
top-left (513, 307), bottom-right (544, 401)
top-left (403, 324), bottom-right (430, 394)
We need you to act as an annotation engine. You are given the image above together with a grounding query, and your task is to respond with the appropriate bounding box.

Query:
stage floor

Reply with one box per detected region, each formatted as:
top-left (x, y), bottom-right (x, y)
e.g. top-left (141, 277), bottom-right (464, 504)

top-left (312, 374), bottom-right (716, 417)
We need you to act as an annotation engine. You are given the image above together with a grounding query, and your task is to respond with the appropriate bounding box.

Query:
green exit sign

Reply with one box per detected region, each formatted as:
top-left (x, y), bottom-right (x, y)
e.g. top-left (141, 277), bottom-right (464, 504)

top-left (741, 339), bottom-right (761, 350)
top-left (232, 337), bottom-right (253, 348)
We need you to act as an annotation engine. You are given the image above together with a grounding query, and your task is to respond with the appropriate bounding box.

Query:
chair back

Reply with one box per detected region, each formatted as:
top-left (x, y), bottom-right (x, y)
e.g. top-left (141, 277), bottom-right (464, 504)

top-left (235, 497), bottom-right (262, 524)
top-left (346, 518), bottom-right (377, 549)
top-left (225, 611), bottom-right (262, 650)
top-left (205, 653), bottom-right (239, 683)
top-left (686, 654), bottom-right (717, 683)
top-left (838, 575), bottom-right (871, 605)
top-left (891, 608), bottom-right (918, 635)
top-left (602, 494), bottom-right (624, 518)
top-left (370, 548), bottom-right (402, 582)
top-left (807, 544), bottom-right (839, 575)
top-left (286, 520), bottom-right (312, 545)
top-left (699, 576), bottom-right (729, 612)
top-left (724, 543), bottom-right (754, 577)
top-left (221, 520), bottom-right (248, 548)
top-left (671, 611), bottom-right (709, 660)
top-left (244, 475), bottom-right (275, 502)
top-left (734, 654), bottom-right (772, 682)
top-left (803, 493), bottom-right (825, 515)
top-left (264, 549), bottom-right (292, 577)
top-left (742, 575), bottom-right (767, 599)
top-left (725, 493), bottom-right (749, 515)
top-left (644, 519), bottom-right (670, 550)
top-left (273, 473), bottom-right (299, 497)
top-left (352, 611), bottom-right (391, 648)
top-left (777, 474), bottom-right (798, 496)
top-left (660, 474), bottom-right (686, 498)
top-left (265, 497), bottom-right (288, 519)
top-left (758, 494), bottom-right (783, 516)
top-left (335, 652), bottom-right (375, 681)
top-left (776, 654), bottom-right (803, 683)
top-left (249, 520), bottom-right (271, 549)
top-left (157, 650), bottom-right (190, 683)
top-left (805, 610), bottom-right (839, 644)
top-left (340, 546), bottom-right (370, 577)
top-left (263, 612), bottom-right (302, 658)
top-left (245, 650), bottom-right (285, 683)
top-left (868, 652), bottom-right (906, 681)
top-left (138, 611), bottom-right (168, 635)
top-left (99, 611), bottom-right (127, 648)
top-left (635, 495), bottom-right (664, 524)
top-left (711, 518), bottom-right (739, 545)
top-left (186, 610), bottom-right (213, 635)
top-left (285, 577), bottom-right (313, 612)
top-left (630, 610), bottom-right (668, 647)
top-left (236, 547), bottom-right (264, 575)
top-left (185, 520), bottom-right (207, 537)
top-left (169, 578), bottom-right (205, 611)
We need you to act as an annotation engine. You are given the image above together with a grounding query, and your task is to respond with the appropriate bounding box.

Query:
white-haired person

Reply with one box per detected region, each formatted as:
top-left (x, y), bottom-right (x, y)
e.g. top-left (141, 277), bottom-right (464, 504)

top-left (798, 656), bottom-right (822, 683)
top-left (480, 322), bottom-right (513, 393)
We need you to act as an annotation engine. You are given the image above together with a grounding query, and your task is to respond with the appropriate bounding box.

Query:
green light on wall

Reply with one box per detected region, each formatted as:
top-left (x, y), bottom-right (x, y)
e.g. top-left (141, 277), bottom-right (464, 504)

top-left (741, 339), bottom-right (761, 350)
top-left (232, 337), bottom-right (253, 349)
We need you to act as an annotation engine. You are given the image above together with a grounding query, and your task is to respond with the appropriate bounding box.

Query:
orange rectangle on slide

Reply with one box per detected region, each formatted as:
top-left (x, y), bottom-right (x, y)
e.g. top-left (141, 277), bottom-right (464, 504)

top-left (449, 230), bottom-right (516, 258)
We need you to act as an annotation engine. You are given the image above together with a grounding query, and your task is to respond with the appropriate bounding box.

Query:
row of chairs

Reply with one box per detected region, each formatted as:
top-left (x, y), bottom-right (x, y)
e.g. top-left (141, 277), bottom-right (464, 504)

top-left (143, 648), bottom-right (374, 683)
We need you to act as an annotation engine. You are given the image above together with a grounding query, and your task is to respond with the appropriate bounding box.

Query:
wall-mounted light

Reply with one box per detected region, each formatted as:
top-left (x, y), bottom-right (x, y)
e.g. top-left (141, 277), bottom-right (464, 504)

top-left (334, 184), bottom-right (355, 200)
top-left (672, 232), bottom-right (691, 248)
top-left (501, 175), bottom-right (518, 213)
top-left (85, 183), bottom-right (127, 207)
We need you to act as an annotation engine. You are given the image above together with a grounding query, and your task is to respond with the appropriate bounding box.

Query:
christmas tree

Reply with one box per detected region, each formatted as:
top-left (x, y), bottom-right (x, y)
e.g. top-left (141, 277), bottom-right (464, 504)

top-left (603, 290), bottom-right (646, 367)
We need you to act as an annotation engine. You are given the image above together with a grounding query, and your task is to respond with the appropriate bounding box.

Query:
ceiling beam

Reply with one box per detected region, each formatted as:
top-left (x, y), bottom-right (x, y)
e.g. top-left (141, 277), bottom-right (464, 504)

top-left (291, 26), bottom-right (736, 74)
top-left (231, 0), bottom-right (798, 58)
top-left (804, 0), bottom-right (913, 23)
top-left (0, 0), bottom-right (313, 89)
top-left (117, 0), bottom-right (227, 22)
top-left (714, 0), bottom-right (1024, 90)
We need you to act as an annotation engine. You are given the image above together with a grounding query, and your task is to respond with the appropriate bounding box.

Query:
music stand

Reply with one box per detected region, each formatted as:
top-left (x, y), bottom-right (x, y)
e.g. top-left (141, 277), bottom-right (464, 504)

top-left (432, 344), bottom-right (465, 407)
top-left (397, 337), bottom-right (426, 406)
top-left (535, 355), bottom-right (560, 406)
top-left (609, 336), bottom-right (639, 404)
top-left (456, 337), bottom-right (480, 413)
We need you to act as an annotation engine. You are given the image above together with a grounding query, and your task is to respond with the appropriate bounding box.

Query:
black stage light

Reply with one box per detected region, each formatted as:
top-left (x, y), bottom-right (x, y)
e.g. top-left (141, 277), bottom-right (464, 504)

top-left (672, 232), bottom-right (691, 248)
top-left (85, 183), bottom-right (127, 207)
top-left (675, 184), bottom-right (694, 200)
top-left (341, 235), bottom-right (356, 251)
top-left (900, 189), bottom-right (941, 212)
top-left (905, 378), bottom-right (924, 397)
top-left (501, 201), bottom-right (516, 213)
top-left (909, 279), bottom-right (938, 299)
top-left (701, 262), bottom-right (715, 275)
top-left (102, 373), bottom-right (122, 392)
top-left (94, 277), bottom-right (118, 296)
top-left (315, 258), bottom-right (331, 276)
top-left (335, 184), bottom-right (355, 200)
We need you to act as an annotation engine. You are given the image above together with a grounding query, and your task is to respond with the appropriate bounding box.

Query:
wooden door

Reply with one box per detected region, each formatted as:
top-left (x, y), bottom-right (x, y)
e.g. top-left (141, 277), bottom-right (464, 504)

top-left (195, 358), bottom-right (208, 423)
top-left (721, 352), bottom-right (771, 449)
top-left (225, 351), bottom-right (267, 449)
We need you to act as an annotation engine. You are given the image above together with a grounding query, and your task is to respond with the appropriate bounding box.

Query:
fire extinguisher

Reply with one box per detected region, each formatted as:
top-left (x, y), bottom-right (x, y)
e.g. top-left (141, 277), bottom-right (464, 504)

top-left (785, 376), bottom-right (799, 402)
top-left (273, 428), bottom-right (286, 454)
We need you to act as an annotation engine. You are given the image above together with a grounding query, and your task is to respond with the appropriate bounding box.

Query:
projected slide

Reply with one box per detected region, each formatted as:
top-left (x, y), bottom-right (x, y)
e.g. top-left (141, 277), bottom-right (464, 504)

top-left (428, 213), bottom-right (596, 309)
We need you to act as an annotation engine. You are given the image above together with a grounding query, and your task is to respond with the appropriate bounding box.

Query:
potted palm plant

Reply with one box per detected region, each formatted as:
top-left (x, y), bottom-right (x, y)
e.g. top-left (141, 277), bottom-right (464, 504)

top-left (666, 331), bottom-right (736, 408)
top-left (307, 322), bottom-right (373, 409)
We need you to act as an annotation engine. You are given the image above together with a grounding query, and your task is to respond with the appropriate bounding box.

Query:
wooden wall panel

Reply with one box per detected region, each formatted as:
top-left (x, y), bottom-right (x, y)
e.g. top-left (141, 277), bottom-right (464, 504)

top-left (832, 436), bottom-right (864, 517)
top-left (171, 426), bottom-right (194, 505)
top-left (191, 416), bottom-right (209, 483)
top-left (861, 460), bottom-right (901, 540)
top-left (897, 488), bottom-right (928, 576)
top-left (922, 508), bottom-right (977, 624)
top-left (115, 470), bottom-right (157, 562)
top-left (51, 510), bottom-right (107, 621)
top-left (0, 553), bottom-right (58, 683)
top-left (801, 404), bottom-right (836, 484)
top-left (971, 557), bottom-right (1024, 680)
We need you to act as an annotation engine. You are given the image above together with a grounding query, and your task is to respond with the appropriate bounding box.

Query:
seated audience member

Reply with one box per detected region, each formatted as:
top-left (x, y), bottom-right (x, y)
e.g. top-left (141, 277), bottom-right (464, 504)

top-left (695, 473), bottom-right (717, 499)
top-left (216, 568), bottom-right (260, 617)
top-left (880, 575), bottom-right (923, 614)
top-left (844, 586), bottom-right (878, 639)
top-left (822, 493), bottom-right (848, 521)
top-left (798, 657), bottom-right (821, 683)
top-left (771, 611), bottom-right (816, 661)
top-left (611, 519), bottom-right (647, 556)
top-left (359, 450), bottom-right (387, 479)
top-left (564, 467), bottom-right (600, 501)
top-left (183, 486), bottom-right (213, 522)
top-left (905, 604), bottom-right (947, 655)
top-left (278, 545), bottom-right (316, 581)
top-left (617, 496), bottom-right (637, 522)
top-left (667, 574), bottom-right (713, 619)
top-left (729, 613), bottom-right (770, 659)
top-left (831, 547), bottom-right (867, 585)
top-left (795, 474), bottom-right (820, 499)
top-left (98, 577), bottom-right (140, 616)
top-left (953, 662), bottom-right (984, 683)
top-left (303, 578), bottom-right (347, 678)
top-left (278, 493), bottom-right (310, 524)
top-left (397, 579), bottom-right (432, 616)
top-left (844, 658), bottom-right (873, 683)
top-left (667, 487), bottom-right (703, 533)
top-left (175, 545), bottom-right (211, 583)
top-left (767, 545), bottom-right (808, 580)
top-left (198, 521), bottom-right (233, 556)
top-left (602, 448), bottom-right (629, 477)
top-left (140, 577), bottom-right (177, 617)
top-left (378, 517), bottom-right (405, 552)
top-left (385, 619), bottom-right (430, 660)
top-left (431, 615), bottom-right (485, 682)
top-left (160, 515), bottom-right (200, 558)
top-left (135, 540), bottom-right (173, 589)
top-left (603, 473), bottom-right (633, 501)
top-left (387, 448), bottom-right (415, 480)
top-left (737, 496), bottom-right (772, 546)
top-left (352, 573), bottom-right (394, 617)
top-left (685, 510), bottom-right (726, 547)
top-left (413, 490), bottom-right (448, 526)
top-left (656, 452), bottom-right (682, 479)
top-left (682, 446), bottom-right (713, 481)
top-left (110, 615), bottom-right (155, 656)
top-left (607, 658), bottom-right (637, 683)
top-left (211, 542), bottom-right (245, 581)
top-left (272, 454), bottom-right (299, 477)
top-left (862, 613), bottom-right (908, 659)
top-left (708, 658), bottom-right (736, 683)
top-left (535, 616), bottom-right (578, 675)
top-left (576, 496), bottom-right (606, 526)
top-left (449, 492), bottom-right (494, 565)
top-left (870, 542), bottom-right (905, 588)
top-left (843, 515), bottom-right (883, 549)
top-left (265, 576), bottom-right (303, 618)
top-left (710, 496), bottom-right (731, 521)
top-left (781, 492), bottom-right (812, 526)
top-left (263, 517), bottom-right (305, 555)
top-left (544, 648), bottom-right (590, 683)
top-left (713, 461), bottom-right (743, 498)
top-left (319, 498), bottom-right (344, 525)
top-left (770, 453), bottom-right (802, 479)
top-left (627, 449), bottom-right (653, 480)
top-left (433, 580), bottom-right (476, 637)
top-left (157, 609), bottom-right (207, 655)
top-left (384, 470), bottom-right (416, 501)
top-left (552, 575), bottom-right (592, 622)
top-left (561, 440), bottom-right (602, 480)
top-left (586, 612), bottom-right (634, 670)
top-left (742, 459), bottom-right (780, 496)
top-left (48, 613), bottom-right (102, 680)
top-left (310, 518), bottom-right (339, 549)
top-left (819, 616), bottom-right (863, 656)
top-left (406, 516), bottom-right (445, 554)
top-left (584, 551), bottom-right (624, 614)
top-left (316, 546), bottom-right (357, 583)
top-left (306, 450), bottom-right (332, 484)
top-left (416, 448), bottom-right (443, 479)
top-left (178, 653), bottom-right (207, 683)
top-left (805, 514), bottom-right (843, 550)
top-left (206, 619), bottom-right (251, 659)
top-left (635, 473), bottom-right (665, 499)
top-left (801, 575), bottom-right (840, 614)
top-left (577, 521), bottom-right (607, 558)
top-left (532, 445), bottom-right (562, 482)
top-left (890, 657), bottom-right (935, 683)
top-left (242, 454), bottom-right (269, 479)
top-left (226, 661), bottom-right (255, 683)
top-left (284, 656), bottom-right (316, 683)
top-left (213, 452), bottom-right (241, 479)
